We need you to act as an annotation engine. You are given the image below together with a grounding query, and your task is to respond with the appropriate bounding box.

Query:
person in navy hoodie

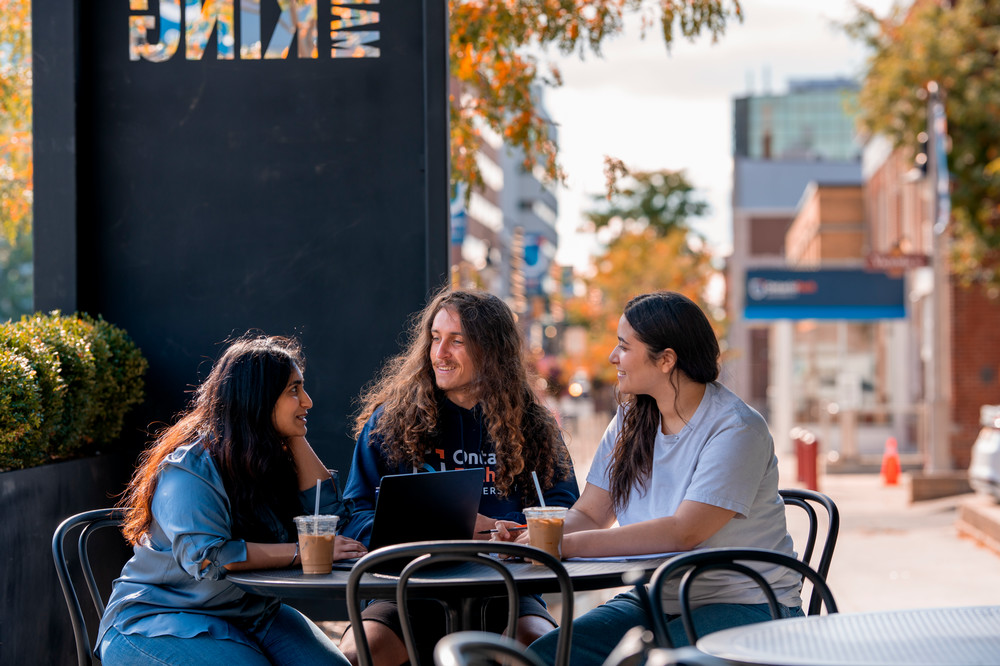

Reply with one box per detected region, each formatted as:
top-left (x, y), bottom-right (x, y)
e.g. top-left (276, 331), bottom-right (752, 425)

top-left (339, 288), bottom-right (579, 666)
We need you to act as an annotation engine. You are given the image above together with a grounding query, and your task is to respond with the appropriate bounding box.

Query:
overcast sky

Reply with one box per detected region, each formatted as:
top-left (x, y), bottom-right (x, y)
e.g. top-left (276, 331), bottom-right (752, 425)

top-left (544, 0), bottom-right (901, 270)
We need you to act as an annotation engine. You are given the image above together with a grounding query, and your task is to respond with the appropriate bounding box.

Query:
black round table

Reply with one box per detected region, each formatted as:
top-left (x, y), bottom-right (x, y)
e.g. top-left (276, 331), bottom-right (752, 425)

top-left (227, 555), bottom-right (673, 601)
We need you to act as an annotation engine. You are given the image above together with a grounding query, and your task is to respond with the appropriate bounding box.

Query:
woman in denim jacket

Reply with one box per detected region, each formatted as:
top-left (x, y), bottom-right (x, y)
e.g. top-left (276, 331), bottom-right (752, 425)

top-left (97, 334), bottom-right (366, 665)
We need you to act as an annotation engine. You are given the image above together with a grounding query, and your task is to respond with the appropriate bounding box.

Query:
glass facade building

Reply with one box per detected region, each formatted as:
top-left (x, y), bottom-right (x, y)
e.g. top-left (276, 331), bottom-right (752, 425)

top-left (733, 78), bottom-right (861, 161)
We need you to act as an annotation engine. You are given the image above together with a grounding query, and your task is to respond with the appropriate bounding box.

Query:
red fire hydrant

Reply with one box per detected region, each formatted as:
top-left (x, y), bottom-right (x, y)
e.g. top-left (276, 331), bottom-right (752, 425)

top-left (797, 429), bottom-right (819, 491)
top-left (791, 428), bottom-right (805, 483)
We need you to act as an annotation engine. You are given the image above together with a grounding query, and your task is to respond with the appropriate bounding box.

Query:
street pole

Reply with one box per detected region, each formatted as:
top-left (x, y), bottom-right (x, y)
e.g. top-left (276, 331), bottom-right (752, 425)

top-left (924, 81), bottom-right (953, 473)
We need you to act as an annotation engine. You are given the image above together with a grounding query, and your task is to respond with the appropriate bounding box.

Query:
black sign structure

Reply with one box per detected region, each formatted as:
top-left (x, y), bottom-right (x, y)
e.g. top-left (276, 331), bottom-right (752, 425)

top-left (33, 0), bottom-right (449, 472)
top-left (745, 268), bottom-right (906, 320)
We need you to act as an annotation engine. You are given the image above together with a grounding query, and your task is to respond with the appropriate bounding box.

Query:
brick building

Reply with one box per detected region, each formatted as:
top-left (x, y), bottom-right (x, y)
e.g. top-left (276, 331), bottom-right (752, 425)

top-left (862, 135), bottom-right (1000, 468)
top-left (726, 79), bottom-right (862, 418)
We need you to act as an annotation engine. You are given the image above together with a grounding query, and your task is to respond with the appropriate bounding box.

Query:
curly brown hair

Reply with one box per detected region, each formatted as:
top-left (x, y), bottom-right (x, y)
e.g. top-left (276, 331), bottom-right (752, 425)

top-left (353, 287), bottom-right (571, 501)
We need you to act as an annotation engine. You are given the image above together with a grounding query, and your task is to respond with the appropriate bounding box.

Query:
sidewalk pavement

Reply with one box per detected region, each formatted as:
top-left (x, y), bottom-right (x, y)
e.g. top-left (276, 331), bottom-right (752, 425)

top-left (806, 470), bottom-right (1000, 613)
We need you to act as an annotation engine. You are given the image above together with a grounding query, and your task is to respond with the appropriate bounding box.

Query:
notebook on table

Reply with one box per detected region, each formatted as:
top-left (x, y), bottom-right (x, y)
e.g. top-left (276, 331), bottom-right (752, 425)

top-left (332, 467), bottom-right (485, 569)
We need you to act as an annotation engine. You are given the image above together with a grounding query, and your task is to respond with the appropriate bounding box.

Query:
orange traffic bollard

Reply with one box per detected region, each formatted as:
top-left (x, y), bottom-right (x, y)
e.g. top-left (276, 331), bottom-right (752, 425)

top-left (881, 437), bottom-right (901, 486)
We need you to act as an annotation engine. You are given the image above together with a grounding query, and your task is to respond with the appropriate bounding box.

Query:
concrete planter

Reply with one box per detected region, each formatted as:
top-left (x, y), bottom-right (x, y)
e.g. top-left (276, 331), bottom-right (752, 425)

top-left (0, 453), bottom-right (135, 663)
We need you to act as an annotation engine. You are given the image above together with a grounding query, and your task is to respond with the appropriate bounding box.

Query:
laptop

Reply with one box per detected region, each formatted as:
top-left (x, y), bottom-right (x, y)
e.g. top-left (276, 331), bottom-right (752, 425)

top-left (332, 467), bottom-right (485, 568)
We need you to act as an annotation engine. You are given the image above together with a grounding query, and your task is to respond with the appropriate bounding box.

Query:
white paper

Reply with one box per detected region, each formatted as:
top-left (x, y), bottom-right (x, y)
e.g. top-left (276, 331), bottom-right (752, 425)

top-left (566, 552), bottom-right (681, 562)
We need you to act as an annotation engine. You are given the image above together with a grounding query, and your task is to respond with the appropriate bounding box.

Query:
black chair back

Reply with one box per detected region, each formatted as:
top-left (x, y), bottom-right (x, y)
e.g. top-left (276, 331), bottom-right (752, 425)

top-left (779, 488), bottom-right (840, 614)
top-left (51, 508), bottom-right (128, 666)
top-left (346, 541), bottom-right (573, 666)
top-left (435, 630), bottom-right (548, 666)
top-left (647, 547), bottom-right (838, 648)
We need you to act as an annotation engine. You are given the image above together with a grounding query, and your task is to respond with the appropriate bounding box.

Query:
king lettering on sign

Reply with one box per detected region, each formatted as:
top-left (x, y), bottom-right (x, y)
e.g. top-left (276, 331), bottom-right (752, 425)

top-left (128, 0), bottom-right (380, 62)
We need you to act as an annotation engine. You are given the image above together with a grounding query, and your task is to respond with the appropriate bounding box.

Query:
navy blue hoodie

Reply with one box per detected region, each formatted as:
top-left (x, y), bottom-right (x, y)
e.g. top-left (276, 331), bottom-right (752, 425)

top-left (341, 397), bottom-right (579, 545)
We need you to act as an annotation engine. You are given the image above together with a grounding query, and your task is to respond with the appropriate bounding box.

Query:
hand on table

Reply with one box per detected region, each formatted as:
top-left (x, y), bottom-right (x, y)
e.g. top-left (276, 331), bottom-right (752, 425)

top-left (491, 520), bottom-right (530, 544)
top-left (333, 535), bottom-right (367, 561)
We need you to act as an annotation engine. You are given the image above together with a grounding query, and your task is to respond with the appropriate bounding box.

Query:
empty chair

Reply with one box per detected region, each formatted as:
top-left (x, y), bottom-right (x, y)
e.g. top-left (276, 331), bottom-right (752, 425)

top-left (346, 540), bottom-right (574, 666)
top-left (51, 508), bottom-right (128, 666)
top-left (779, 488), bottom-right (840, 614)
top-left (435, 631), bottom-right (548, 666)
top-left (643, 547), bottom-right (838, 648)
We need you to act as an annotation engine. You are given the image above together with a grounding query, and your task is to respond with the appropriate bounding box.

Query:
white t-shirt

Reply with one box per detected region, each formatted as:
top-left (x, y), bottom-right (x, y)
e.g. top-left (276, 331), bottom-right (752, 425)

top-left (587, 381), bottom-right (801, 612)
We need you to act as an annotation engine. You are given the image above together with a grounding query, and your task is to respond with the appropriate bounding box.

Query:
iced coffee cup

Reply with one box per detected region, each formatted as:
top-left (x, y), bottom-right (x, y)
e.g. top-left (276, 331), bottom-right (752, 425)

top-left (523, 506), bottom-right (567, 563)
top-left (293, 515), bottom-right (339, 574)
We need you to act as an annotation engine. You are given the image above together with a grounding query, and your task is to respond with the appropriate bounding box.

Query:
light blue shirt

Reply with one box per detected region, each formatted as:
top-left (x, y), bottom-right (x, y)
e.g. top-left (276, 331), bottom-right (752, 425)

top-left (96, 439), bottom-right (350, 658)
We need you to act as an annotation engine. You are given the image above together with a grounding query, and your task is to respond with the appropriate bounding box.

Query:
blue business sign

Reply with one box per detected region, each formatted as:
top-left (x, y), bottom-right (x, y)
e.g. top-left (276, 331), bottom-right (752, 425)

top-left (744, 269), bottom-right (906, 320)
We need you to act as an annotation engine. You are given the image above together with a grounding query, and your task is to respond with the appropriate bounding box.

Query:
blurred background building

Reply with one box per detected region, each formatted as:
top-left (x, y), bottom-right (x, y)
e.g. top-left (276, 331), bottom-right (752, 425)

top-left (726, 71), bottom-right (1000, 482)
top-left (726, 78), bottom-right (864, 422)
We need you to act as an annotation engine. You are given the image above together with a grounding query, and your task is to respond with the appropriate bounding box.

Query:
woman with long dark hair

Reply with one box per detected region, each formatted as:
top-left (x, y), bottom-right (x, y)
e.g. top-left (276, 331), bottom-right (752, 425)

top-left (97, 334), bottom-right (365, 665)
top-left (499, 291), bottom-right (802, 665)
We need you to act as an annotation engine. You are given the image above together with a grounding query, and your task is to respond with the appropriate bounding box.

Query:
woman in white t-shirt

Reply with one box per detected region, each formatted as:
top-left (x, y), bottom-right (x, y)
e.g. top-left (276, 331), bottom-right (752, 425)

top-left (497, 291), bottom-right (802, 665)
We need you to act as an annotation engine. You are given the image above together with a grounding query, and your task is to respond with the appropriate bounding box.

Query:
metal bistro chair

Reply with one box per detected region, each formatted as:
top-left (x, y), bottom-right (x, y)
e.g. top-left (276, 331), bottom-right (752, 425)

top-left (645, 547), bottom-right (838, 648)
top-left (779, 488), bottom-right (840, 614)
top-left (346, 541), bottom-right (574, 666)
top-left (435, 631), bottom-right (548, 666)
top-left (52, 508), bottom-right (129, 666)
top-left (601, 626), bottom-right (731, 666)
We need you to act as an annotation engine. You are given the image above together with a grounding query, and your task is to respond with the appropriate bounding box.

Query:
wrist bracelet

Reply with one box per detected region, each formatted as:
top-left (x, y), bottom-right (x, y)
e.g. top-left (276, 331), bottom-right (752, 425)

top-left (291, 543), bottom-right (300, 567)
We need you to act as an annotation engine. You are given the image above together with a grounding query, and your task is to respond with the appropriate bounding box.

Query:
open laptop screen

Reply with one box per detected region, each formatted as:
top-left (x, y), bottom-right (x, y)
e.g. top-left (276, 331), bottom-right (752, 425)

top-left (367, 467), bottom-right (485, 552)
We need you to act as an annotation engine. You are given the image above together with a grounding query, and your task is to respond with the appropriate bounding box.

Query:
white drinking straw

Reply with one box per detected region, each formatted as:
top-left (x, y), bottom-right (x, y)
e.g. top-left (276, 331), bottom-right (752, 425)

top-left (314, 478), bottom-right (322, 517)
top-left (531, 471), bottom-right (545, 507)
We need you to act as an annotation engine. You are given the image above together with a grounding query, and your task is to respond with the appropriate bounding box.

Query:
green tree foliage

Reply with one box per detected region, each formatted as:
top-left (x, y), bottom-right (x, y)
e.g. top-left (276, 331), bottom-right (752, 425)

top-left (0, 0), bottom-right (32, 245)
top-left (586, 167), bottom-right (710, 236)
top-left (451, 0), bottom-right (742, 190)
top-left (561, 167), bottom-right (723, 385)
top-left (848, 0), bottom-right (1000, 289)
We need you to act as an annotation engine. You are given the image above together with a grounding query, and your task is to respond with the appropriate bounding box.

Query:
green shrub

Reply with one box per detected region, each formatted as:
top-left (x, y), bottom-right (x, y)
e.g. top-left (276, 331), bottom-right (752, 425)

top-left (80, 313), bottom-right (147, 444)
top-left (0, 320), bottom-right (66, 449)
top-left (16, 312), bottom-right (98, 458)
top-left (0, 312), bottom-right (148, 471)
top-left (0, 347), bottom-right (45, 469)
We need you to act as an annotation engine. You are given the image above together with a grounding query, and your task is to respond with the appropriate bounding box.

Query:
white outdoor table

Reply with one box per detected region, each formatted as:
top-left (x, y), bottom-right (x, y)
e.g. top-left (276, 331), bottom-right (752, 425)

top-left (696, 605), bottom-right (1000, 666)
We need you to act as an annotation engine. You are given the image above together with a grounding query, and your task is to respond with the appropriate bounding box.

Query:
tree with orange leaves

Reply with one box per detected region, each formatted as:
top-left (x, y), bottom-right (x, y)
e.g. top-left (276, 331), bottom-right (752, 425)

top-left (0, 0), bottom-right (31, 246)
top-left (560, 167), bottom-right (723, 387)
top-left (450, 0), bottom-right (742, 190)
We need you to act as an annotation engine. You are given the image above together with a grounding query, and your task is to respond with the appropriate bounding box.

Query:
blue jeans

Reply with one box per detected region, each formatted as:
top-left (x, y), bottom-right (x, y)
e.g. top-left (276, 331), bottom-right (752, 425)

top-left (100, 604), bottom-right (350, 665)
top-left (528, 590), bottom-right (803, 666)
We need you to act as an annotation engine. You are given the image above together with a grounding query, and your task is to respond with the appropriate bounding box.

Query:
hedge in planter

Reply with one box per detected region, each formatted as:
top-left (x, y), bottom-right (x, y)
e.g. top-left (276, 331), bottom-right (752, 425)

top-left (0, 312), bottom-right (147, 470)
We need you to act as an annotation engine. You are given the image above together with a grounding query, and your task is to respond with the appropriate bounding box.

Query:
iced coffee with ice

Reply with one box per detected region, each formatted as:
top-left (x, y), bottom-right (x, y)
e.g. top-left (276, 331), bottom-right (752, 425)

top-left (293, 515), bottom-right (339, 574)
top-left (523, 506), bottom-right (567, 563)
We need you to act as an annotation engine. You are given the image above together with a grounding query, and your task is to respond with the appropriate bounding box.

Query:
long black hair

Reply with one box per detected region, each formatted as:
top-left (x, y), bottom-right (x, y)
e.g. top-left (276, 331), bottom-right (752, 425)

top-left (121, 334), bottom-right (305, 544)
top-left (609, 292), bottom-right (720, 512)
